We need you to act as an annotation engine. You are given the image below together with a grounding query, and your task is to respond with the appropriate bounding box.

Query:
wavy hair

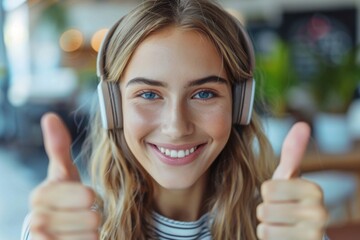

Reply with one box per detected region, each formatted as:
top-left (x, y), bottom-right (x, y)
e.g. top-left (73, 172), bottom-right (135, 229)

top-left (85, 0), bottom-right (276, 239)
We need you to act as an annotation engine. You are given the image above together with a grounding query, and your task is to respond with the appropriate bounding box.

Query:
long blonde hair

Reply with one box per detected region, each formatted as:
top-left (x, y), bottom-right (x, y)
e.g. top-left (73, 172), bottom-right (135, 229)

top-left (86, 0), bottom-right (276, 239)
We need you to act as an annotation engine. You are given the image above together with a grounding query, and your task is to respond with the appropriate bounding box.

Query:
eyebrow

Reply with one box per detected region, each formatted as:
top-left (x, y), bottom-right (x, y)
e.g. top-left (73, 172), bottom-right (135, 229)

top-left (126, 75), bottom-right (228, 88)
top-left (188, 76), bottom-right (228, 87)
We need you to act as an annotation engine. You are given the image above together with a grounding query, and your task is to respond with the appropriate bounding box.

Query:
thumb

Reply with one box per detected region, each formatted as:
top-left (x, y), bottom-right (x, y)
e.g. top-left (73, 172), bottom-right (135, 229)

top-left (41, 112), bottom-right (80, 182)
top-left (272, 122), bottom-right (311, 180)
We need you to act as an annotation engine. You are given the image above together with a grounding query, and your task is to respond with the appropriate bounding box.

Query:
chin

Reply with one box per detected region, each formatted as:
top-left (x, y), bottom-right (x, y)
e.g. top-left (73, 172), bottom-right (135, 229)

top-left (152, 170), bottom-right (206, 191)
top-left (158, 178), bottom-right (194, 190)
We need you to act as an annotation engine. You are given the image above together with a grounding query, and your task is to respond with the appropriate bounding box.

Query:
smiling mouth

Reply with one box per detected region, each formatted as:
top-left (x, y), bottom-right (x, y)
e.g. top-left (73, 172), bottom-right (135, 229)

top-left (156, 145), bottom-right (197, 158)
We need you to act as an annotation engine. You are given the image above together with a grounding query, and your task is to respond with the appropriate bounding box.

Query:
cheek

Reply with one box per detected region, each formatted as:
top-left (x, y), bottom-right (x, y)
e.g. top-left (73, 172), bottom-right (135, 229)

top-left (196, 104), bottom-right (232, 140)
top-left (210, 116), bottom-right (232, 144)
top-left (122, 104), bottom-right (159, 143)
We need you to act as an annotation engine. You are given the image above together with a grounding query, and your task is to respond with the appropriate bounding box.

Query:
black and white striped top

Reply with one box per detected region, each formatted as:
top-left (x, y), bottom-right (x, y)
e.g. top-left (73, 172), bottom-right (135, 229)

top-left (151, 212), bottom-right (212, 240)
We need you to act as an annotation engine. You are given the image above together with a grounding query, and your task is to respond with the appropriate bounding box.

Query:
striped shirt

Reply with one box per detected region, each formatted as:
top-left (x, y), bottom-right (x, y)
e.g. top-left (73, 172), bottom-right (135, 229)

top-left (152, 212), bottom-right (212, 240)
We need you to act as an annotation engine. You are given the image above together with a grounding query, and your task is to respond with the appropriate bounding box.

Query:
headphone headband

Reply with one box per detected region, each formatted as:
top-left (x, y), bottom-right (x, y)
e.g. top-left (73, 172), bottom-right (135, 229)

top-left (97, 18), bottom-right (124, 80)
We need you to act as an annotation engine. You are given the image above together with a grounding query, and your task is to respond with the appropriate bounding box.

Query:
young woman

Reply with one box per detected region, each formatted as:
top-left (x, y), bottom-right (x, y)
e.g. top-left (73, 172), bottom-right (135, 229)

top-left (23, 0), bottom-right (328, 239)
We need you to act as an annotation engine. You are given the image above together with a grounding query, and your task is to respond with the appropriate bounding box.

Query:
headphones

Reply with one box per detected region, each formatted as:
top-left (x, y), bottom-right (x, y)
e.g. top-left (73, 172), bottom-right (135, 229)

top-left (97, 17), bottom-right (256, 130)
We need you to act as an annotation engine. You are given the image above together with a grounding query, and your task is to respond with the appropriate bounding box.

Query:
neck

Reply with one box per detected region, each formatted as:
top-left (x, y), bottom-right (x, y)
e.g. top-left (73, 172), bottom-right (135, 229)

top-left (153, 171), bottom-right (210, 221)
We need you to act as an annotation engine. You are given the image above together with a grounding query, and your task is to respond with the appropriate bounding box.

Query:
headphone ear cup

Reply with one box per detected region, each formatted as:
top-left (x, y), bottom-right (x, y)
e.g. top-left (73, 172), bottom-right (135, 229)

top-left (232, 78), bottom-right (255, 125)
top-left (97, 80), bottom-right (123, 129)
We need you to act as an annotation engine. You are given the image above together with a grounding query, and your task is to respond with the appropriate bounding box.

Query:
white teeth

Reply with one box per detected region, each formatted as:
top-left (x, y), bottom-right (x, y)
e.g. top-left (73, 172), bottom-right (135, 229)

top-left (177, 150), bottom-right (185, 158)
top-left (170, 150), bottom-right (177, 158)
top-left (156, 146), bottom-right (197, 158)
top-left (165, 149), bottom-right (170, 156)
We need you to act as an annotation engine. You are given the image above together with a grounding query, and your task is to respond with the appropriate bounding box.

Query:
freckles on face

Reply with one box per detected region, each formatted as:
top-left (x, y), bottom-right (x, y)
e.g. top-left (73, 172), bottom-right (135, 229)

top-left (119, 27), bottom-right (232, 189)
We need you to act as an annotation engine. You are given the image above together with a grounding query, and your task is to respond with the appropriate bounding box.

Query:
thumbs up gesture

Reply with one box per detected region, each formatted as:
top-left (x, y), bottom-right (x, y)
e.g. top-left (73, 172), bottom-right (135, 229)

top-left (257, 122), bottom-right (328, 240)
top-left (29, 113), bottom-right (100, 239)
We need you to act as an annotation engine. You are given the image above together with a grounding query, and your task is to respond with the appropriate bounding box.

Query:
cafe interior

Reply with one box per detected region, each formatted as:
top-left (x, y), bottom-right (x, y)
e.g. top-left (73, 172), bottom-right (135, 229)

top-left (0, 0), bottom-right (359, 239)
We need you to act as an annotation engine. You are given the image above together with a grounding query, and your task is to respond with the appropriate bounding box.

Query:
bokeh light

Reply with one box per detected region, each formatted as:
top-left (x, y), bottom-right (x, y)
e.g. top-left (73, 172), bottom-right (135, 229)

top-left (91, 28), bottom-right (109, 52)
top-left (59, 29), bottom-right (84, 52)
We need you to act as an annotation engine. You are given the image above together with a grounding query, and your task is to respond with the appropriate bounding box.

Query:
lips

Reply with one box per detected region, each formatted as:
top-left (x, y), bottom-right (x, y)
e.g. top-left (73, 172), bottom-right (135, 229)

top-left (149, 143), bottom-right (205, 166)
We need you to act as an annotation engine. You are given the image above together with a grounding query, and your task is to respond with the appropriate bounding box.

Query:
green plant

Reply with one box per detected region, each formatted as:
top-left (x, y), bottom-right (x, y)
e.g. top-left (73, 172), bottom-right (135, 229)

top-left (0, 66), bottom-right (6, 80)
top-left (41, 3), bottom-right (68, 32)
top-left (310, 45), bottom-right (360, 113)
top-left (255, 40), bottom-right (298, 117)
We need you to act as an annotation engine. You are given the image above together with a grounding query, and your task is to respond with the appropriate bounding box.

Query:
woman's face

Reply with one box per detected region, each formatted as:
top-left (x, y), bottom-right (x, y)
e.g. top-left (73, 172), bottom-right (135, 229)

top-left (121, 27), bottom-right (232, 190)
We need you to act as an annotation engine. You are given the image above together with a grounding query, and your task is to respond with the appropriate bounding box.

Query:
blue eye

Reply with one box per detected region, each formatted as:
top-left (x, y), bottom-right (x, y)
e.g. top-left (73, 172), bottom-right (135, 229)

top-left (193, 90), bottom-right (215, 99)
top-left (139, 91), bottom-right (160, 100)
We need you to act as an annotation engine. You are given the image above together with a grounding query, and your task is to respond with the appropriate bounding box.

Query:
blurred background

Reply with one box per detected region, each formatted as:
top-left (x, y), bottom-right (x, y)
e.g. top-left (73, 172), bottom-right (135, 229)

top-left (0, 0), bottom-right (360, 239)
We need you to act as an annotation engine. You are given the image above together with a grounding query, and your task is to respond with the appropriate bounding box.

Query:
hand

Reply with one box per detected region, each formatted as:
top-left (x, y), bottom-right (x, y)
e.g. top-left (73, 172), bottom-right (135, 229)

top-left (29, 113), bottom-right (100, 240)
top-left (257, 122), bottom-right (328, 240)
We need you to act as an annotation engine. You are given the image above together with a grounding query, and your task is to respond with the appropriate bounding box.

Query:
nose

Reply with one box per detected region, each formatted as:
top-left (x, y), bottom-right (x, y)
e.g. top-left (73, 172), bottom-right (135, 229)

top-left (161, 100), bottom-right (194, 139)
